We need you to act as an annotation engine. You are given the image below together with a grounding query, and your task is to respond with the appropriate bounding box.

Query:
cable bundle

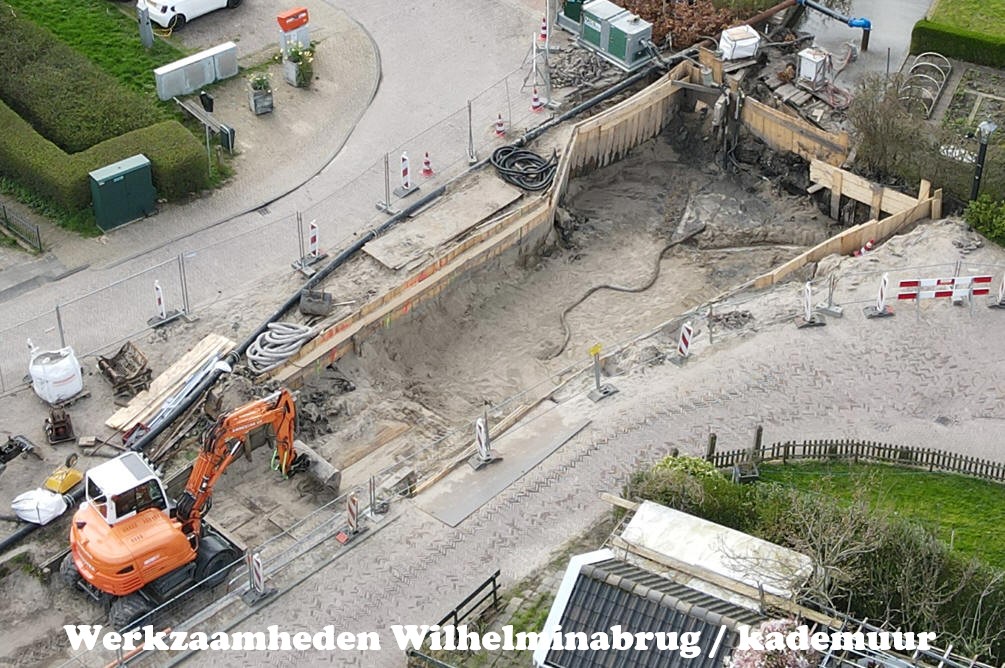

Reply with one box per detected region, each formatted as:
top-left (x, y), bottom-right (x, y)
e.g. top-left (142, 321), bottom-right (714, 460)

top-left (246, 322), bottom-right (315, 374)
top-left (490, 146), bottom-right (558, 191)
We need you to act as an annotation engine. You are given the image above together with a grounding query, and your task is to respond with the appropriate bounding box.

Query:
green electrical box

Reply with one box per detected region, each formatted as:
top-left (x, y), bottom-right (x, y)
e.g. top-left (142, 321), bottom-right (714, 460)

top-left (580, 0), bottom-right (626, 51)
top-left (562, 0), bottom-right (584, 22)
top-left (607, 13), bottom-right (653, 71)
top-left (89, 154), bottom-right (157, 231)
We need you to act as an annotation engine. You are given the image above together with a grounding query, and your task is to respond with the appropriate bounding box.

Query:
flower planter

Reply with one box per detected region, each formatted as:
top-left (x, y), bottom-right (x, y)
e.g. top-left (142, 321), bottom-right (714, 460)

top-left (249, 88), bottom-right (274, 115)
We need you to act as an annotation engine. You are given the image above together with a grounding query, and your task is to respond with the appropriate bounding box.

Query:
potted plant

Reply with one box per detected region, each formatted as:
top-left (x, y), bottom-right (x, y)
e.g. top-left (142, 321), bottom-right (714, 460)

top-left (248, 72), bottom-right (273, 115)
top-left (284, 42), bottom-right (315, 89)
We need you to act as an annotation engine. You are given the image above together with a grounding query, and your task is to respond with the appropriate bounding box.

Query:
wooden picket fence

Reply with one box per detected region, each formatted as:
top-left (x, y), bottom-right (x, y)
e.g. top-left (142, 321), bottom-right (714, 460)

top-left (707, 439), bottom-right (1005, 484)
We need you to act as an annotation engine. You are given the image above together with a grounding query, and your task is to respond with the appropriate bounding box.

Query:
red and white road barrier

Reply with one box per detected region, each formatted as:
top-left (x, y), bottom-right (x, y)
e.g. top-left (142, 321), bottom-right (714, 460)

top-left (495, 114), bottom-right (506, 137)
top-left (308, 220), bottom-right (319, 259)
top-left (400, 152), bottom-right (412, 191)
top-left (421, 151), bottom-right (434, 177)
top-left (347, 493), bottom-right (359, 533)
top-left (677, 321), bottom-right (693, 358)
top-left (475, 416), bottom-right (490, 461)
top-left (897, 275), bottom-right (993, 301)
top-left (853, 239), bottom-right (875, 257)
top-left (531, 88), bottom-right (544, 112)
top-left (876, 273), bottom-right (889, 311)
top-left (154, 280), bottom-right (166, 320)
top-left (993, 276), bottom-right (1005, 308)
top-left (538, 16), bottom-right (548, 42)
top-left (246, 551), bottom-right (265, 594)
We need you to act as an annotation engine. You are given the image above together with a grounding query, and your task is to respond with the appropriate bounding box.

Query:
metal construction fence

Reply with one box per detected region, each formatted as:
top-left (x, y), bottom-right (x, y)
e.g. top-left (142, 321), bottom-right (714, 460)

top-left (0, 63), bottom-right (553, 394)
top-left (0, 202), bottom-right (43, 253)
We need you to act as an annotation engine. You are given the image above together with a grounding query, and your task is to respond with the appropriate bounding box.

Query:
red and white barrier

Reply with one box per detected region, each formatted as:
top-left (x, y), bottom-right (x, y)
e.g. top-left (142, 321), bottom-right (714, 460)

top-left (400, 152), bottom-right (412, 191)
top-left (347, 493), bottom-right (358, 534)
top-left (421, 151), bottom-right (434, 177)
top-left (531, 88), bottom-right (544, 112)
top-left (677, 321), bottom-right (693, 359)
top-left (495, 114), bottom-right (506, 137)
top-left (538, 16), bottom-right (548, 42)
top-left (154, 280), bottom-right (166, 320)
top-left (897, 275), bottom-right (992, 301)
top-left (246, 551), bottom-right (265, 594)
top-left (308, 221), bottom-right (319, 259)
top-left (993, 276), bottom-right (1005, 309)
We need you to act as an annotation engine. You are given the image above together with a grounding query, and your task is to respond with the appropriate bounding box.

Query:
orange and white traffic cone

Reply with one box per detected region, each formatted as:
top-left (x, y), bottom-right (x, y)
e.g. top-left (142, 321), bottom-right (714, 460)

top-left (495, 114), bottom-right (506, 137)
top-left (531, 87), bottom-right (544, 112)
top-left (853, 239), bottom-right (875, 257)
top-left (538, 16), bottom-right (548, 42)
top-left (421, 152), bottom-right (434, 177)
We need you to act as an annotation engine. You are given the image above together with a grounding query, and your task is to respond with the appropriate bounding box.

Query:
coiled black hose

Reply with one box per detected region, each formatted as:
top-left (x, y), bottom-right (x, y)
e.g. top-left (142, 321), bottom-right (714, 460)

top-left (490, 146), bottom-right (558, 191)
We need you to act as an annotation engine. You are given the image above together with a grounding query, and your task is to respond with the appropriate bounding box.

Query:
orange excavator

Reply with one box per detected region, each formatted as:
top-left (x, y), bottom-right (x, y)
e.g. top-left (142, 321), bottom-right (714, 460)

top-left (61, 389), bottom-right (308, 627)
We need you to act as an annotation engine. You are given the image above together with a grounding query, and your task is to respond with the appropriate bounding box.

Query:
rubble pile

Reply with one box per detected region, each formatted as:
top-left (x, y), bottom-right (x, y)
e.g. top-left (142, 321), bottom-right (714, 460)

top-left (550, 49), bottom-right (616, 88)
top-left (711, 310), bottom-right (754, 329)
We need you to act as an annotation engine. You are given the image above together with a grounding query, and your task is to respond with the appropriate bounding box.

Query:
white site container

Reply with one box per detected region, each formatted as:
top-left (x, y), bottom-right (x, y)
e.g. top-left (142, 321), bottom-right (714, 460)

top-left (798, 47), bottom-right (829, 90)
top-left (29, 346), bottom-right (83, 404)
top-left (718, 25), bottom-right (761, 61)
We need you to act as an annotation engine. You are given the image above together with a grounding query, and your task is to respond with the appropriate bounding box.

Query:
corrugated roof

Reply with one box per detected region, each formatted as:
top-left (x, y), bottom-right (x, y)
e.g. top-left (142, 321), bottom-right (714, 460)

top-left (543, 558), bottom-right (765, 668)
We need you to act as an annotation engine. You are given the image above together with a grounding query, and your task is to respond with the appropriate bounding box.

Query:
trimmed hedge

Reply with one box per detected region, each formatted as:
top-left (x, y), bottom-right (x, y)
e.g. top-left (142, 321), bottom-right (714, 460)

top-left (0, 100), bottom-right (207, 210)
top-left (0, 6), bottom-right (165, 153)
top-left (911, 19), bottom-right (1005, 68)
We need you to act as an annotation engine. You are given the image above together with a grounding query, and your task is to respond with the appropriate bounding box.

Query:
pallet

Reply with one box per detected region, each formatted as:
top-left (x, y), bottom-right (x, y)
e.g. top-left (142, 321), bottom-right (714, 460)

top-left (105, 333), bottom-right (235, 432)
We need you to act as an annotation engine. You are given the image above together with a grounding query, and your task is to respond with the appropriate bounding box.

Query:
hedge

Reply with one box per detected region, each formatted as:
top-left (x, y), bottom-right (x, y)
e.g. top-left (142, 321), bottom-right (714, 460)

top-left (0, 4), bottom-right (164, 153)
top-left (911, 19), bottom-right (1005, 69)
top-left (0, 100), bottom-right (208, 210)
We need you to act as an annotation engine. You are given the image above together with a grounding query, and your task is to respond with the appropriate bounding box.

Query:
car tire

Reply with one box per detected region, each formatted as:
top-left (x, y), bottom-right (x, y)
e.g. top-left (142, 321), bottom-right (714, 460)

top-left (227, 0), bottom-right (242, 8)
top-left (169, 14), bottom-right (186, 30)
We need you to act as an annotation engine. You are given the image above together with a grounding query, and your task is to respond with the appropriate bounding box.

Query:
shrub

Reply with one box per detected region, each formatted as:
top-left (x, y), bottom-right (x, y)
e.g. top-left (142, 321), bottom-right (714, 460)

top-left (0, 6), bottom-right (164, 153)
top-left (0, 99), bottom-right (208, 210)
top-left (911, 20), bottom-right (1005, 69)
top-left (964, 195), bottom-right (1005, 246)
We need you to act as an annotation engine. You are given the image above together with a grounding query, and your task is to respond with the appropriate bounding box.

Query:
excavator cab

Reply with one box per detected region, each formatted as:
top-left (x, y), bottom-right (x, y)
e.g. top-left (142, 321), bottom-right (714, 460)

top-left (84, 452), bottom-right (170, 524)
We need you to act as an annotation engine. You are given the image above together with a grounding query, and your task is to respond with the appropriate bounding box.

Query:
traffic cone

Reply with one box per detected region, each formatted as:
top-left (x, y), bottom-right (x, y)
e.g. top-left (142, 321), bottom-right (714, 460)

top-left (495, 114), bottom-right (506, 137)
top-left (538, 16), bottom-right (548, 42)
top-left (531, 88), bottom-right (544, 112)
top-left (853, 239), bottom-right (875, 257)
top-left (421, 152), bottom-right (434, 177)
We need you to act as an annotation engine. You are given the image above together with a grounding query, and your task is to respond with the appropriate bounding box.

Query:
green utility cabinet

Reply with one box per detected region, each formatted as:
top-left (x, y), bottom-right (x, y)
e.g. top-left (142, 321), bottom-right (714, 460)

top-left (607, 13), bottom-right (653, 71)
top-left (557, 0), bottom-right (585, 33)
top-left (580, 0), bottom-right (626, 51)
top-left (89, 154), bottom-right (157, 231)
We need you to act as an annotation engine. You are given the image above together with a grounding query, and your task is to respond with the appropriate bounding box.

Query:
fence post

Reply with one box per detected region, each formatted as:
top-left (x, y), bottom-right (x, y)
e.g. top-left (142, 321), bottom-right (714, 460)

top-left (55, 304), bottom-right (66, 348)
top-left (705, 432), bottom-right (717, 462)
top-left (177, 253), bottom-right (192, 316)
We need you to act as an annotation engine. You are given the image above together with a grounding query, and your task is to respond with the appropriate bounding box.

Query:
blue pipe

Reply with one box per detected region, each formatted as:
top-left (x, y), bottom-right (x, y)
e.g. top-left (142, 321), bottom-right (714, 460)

top-left (796, 0), bottom-right (870, 29)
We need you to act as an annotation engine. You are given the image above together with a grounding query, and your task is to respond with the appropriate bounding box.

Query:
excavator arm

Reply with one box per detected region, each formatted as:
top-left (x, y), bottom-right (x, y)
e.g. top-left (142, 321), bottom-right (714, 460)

top-left (176, 389), bottom-right (301, 535)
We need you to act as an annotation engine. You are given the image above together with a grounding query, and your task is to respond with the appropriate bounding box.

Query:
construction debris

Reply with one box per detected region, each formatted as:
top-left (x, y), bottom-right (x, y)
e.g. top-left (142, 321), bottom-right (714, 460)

top-left (551, 49), bottom-right (617, 88)
top-left (98, 341), bottom-right (152, 400)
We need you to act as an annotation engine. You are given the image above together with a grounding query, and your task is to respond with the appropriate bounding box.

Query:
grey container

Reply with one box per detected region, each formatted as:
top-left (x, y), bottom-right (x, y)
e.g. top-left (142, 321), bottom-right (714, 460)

top-left (579, 0), bottom-right (626, 52)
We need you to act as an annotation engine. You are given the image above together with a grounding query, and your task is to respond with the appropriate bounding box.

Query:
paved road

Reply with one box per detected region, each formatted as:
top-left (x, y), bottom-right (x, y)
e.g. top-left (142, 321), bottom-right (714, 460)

top-left (174, 280), bottom-right (1002, 667)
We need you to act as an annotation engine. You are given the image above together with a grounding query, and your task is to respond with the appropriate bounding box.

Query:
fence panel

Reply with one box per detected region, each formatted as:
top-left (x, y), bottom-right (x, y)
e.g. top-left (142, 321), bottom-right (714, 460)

top-left (0, 310), bottom-right (61, 392)
top-left (0, 203), bottom-right (43, 253)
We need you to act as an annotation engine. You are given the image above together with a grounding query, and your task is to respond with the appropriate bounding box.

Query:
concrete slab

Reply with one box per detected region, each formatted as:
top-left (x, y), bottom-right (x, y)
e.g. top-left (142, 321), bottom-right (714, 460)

top-left (415, 401), bottom-right (591, 527)
top-left (363, 177), bottom-right (524, 270)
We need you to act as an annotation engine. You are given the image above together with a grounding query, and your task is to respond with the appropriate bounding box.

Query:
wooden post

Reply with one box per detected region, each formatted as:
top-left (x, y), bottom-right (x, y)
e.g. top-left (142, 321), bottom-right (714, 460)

top-left (932, 188), bottom-right (943, 219)
top-left (869, 186), bottom-right (883, 220)
top-left (830, 171), bottom-right (843, 220)
top-left (705, 432), bottom-right (717, 461)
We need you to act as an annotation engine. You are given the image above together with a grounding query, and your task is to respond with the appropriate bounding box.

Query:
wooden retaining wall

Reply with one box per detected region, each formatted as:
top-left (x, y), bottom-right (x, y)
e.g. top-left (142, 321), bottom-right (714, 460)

top-left (741, 99), bottom-right (850, 167)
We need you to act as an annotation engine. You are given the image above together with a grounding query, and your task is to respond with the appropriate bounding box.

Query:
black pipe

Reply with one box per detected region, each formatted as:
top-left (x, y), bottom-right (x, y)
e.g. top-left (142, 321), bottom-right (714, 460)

top-left (0, 45), bottom-right (696, 556)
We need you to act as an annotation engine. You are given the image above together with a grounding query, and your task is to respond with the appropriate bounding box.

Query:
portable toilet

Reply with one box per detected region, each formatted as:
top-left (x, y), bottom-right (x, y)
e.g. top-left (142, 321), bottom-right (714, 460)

top-left (88, 155), bottom-right (157, 231)
top-left (579, 0), bottom-right (627, 52)
top-left (718, 25), bottom-right (761, 61)
top-left (607, 13), bottom-right (653, 71)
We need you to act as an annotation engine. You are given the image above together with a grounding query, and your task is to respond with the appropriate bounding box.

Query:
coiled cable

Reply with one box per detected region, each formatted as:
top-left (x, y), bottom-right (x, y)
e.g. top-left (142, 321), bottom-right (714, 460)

top-left (490, 146), bottom-right (558, 191)
top-left (246, 322), bottom-right (315, 374)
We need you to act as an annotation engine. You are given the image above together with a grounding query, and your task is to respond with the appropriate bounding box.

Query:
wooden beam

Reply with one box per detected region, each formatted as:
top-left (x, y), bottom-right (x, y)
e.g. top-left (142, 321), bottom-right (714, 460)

top-left (806, 183), bottom-right (827, 195)
top-left (870, 186), bottom-right (883, 220)
top-left (600, 492), bottom-right (639, 511)
top-left (830, 170), bottom-right (843, 220)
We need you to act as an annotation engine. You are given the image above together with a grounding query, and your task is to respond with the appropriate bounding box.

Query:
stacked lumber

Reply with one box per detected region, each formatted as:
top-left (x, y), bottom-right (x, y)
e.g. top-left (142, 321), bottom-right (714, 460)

top-left (105, 334), bottom-right (235, 432)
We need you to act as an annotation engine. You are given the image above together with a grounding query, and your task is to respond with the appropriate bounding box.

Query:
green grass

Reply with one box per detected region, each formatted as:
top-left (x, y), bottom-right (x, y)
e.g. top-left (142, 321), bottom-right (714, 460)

top-left (0, 177), bottom-right (99, 236)
top-left (760, 462), bottom-right (1005, 570)
top-left (930, 0), bottom-right (1005, 39)
top-left (2, 0), bottom-right (187, 96)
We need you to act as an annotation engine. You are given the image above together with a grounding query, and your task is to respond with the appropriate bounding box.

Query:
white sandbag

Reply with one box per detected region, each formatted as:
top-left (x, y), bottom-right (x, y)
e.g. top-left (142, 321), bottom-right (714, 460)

top-left (11, 488), bottom-right (70, 524)
top-left (29, 346), bottom-right (83, 404)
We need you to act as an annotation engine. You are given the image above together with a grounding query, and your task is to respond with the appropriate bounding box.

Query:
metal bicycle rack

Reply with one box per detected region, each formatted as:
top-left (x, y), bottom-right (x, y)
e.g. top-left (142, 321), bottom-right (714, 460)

top-left (898, 52), bottom-right (952, 118)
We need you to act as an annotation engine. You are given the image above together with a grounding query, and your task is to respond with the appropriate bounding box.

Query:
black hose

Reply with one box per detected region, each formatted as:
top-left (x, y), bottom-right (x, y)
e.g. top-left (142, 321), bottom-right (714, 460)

top-left (490, 146), bottom-right (558, 191)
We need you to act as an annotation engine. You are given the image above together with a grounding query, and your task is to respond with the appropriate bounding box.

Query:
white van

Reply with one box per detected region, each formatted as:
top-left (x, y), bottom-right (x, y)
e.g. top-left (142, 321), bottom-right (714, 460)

top-left (142, 0), bottom-right (241, 30)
